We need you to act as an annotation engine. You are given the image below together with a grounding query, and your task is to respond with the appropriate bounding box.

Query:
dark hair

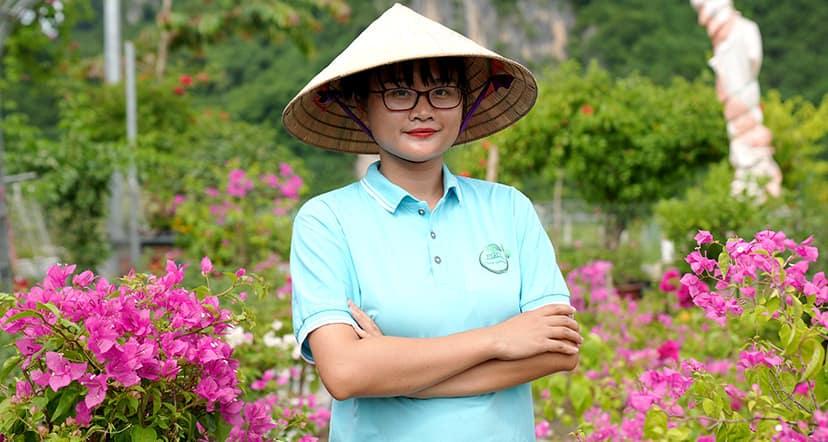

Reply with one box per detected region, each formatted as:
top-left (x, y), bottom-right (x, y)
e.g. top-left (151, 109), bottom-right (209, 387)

top-left (338, 57), bottom-right (470, 107)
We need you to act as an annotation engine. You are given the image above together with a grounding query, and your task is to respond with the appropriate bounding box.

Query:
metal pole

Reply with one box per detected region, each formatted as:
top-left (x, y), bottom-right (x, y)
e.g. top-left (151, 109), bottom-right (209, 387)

top-left (124, 41), bottom-right (140, 267)
top-left (102, 0), bottom-right (123, 277)
top-left (104, 0), bottom-right (121, 84)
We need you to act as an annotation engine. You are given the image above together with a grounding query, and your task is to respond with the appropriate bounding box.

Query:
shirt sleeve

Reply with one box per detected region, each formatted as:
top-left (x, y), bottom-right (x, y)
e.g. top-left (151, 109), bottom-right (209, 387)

top-left (512, 188), bottom-right (571, 312)
top-left (290, 198), bottom-right (358, 364)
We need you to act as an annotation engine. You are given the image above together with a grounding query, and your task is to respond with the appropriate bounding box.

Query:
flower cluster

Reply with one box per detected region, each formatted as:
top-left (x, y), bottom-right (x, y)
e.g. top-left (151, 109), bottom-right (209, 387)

top-left (536, 229), bottom-right (827, 441)
top-left (681, 229), bottom-right (824, 326)
top-left (566, 260), bottom-right (614, 310)
top-left (0, 262), bottom-right (277, 440)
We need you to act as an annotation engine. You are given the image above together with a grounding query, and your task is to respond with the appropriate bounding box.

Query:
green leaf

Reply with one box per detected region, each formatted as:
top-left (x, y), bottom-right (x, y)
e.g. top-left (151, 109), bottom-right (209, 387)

top-left (643, 407), bottom-right (668, 439)
top-left (717, 251), bottom-right (730, 276)
top-left (815, 370), bottom-right (828, 404)
top-left (37, 302), bottom-right (61, 318)
top-left (131, 425), bottom-right (157, 442)
top-left (0, 355), bottom-right (21, 383)
top-left (52, 387), bottom-right (81, 423)
top-left (800, 338), bottom-right (826, 382)
top-left (7, 309), bottom-right (40, 322)
top-left (568, 377), bottom-right (592, 415)
top-left (215, 415), bottom-right (232, 441)
top-left (665, 427), bottom-right (691, 441)
top-left (702, 398), bottom-right (717, 416)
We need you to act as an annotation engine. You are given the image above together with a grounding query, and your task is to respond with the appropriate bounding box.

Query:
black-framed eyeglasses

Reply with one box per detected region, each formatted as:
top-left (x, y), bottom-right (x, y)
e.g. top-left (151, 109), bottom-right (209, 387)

top-left (369, 85), bottom-right (462, 111)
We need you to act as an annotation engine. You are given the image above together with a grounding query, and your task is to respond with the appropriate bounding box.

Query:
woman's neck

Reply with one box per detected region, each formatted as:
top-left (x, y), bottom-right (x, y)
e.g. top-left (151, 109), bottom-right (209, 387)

top-left (376, 155), bottom-right (444, 210)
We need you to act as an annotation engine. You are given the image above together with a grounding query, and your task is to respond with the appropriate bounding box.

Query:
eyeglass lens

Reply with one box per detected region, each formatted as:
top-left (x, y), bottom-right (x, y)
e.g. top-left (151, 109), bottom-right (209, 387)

top-left (383, 87), bottom-right (461, 110)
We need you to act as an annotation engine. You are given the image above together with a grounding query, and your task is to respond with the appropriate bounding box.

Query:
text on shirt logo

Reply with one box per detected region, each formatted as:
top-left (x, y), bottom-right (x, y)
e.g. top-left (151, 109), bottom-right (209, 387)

top-left (479, 243), bottom-right (510, 274)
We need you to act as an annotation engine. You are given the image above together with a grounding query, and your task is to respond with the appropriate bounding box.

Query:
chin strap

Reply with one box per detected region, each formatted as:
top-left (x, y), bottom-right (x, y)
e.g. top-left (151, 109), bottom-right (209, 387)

top-left (458, 73), bottom-right (515, 135)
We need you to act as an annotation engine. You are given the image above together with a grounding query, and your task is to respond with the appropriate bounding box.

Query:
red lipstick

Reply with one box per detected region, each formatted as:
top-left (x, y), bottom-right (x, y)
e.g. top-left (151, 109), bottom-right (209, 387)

top-left (405, 128), bottom-right (437, 138)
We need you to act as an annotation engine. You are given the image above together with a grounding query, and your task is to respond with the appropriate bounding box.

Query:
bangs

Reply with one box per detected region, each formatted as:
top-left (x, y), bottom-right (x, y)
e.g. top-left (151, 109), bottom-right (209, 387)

top-left (338, 57), bottom-right (469, 103)
top-left (373, 57), bottom-right (465, 87)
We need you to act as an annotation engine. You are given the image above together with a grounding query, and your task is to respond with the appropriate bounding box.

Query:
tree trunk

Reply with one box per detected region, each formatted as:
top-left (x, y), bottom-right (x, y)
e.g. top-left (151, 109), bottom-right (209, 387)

top-left (155, 0), bottom-right (173, 79)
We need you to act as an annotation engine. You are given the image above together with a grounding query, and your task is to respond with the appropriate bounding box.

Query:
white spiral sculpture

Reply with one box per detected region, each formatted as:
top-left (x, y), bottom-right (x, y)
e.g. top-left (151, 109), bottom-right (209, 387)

top-left (691, 0), bottom-right (782, 200)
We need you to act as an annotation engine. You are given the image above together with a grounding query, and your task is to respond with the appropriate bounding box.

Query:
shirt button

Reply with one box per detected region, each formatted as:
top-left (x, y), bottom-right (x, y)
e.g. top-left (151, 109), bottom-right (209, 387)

top-left (430, 231), bottom-right (437, 239)
top-left (434, 256), bottom-right (441, 264)
top-left (418, 208), bottom-right (425, 216)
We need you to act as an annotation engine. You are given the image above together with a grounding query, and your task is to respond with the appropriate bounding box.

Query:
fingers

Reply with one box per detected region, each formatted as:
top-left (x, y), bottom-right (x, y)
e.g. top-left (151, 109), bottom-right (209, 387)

top-left (547, 326), bottom-right (583, 345)
top-left (348, 300), bottom-right (383, 337)
top-left (545, 315), bottom-right (581, 333)
top-left (547, 338), bottom-right (580, 355)
top-left (536, 304), bottom-right (576, 317)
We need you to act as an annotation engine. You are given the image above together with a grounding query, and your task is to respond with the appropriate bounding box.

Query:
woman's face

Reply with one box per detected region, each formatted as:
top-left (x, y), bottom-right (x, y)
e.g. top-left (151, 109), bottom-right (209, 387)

top-left (361, 63), bottom-right (463, 164)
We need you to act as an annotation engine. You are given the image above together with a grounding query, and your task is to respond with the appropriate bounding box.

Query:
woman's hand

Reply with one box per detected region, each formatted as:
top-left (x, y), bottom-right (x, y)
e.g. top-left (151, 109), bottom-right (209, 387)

top-left (489, 304), bottom-right (581, 360)
top-left (348, 300), bottom-right (384, 338)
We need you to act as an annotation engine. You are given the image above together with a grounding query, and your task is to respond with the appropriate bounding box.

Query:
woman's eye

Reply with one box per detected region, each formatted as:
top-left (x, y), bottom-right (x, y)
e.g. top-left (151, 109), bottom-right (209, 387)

top-left (389, 89), bottom-right (412, 98)
top-left (433, 88), bottom-right (450, 97)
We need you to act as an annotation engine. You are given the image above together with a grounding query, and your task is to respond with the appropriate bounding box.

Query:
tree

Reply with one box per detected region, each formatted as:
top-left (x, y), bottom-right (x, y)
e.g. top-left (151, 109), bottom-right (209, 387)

top-left (0, 0), bottom-right (70, 291)
top-left (477, 61), bottom-right (729, 247)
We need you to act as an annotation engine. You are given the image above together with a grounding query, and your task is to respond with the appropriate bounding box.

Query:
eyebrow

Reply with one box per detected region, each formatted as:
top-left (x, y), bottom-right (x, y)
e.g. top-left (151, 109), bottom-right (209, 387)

top-left (382, 78), bottom-right (457, 87)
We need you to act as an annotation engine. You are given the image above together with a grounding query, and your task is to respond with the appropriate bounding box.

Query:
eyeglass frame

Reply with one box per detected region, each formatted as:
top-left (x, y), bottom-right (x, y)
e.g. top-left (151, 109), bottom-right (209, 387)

top-left (367, 85), bottom-right (464, 111)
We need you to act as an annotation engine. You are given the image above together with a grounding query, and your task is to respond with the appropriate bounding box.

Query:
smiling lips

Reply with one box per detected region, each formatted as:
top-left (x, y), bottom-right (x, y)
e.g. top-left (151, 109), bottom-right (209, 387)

top-left (404, 128), bottom-right (438, 138)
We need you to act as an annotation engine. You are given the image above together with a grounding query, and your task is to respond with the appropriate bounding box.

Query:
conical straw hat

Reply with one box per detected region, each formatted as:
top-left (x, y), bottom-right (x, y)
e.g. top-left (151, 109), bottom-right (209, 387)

top-left (281, 3), bottom-right (538, 154)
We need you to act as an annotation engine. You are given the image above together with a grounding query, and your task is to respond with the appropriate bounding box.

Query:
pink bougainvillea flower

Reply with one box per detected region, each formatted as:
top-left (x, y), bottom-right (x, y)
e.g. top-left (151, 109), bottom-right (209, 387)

top-left (738, 346), bottom-right (783, 370)
top-left (261, 173), bottom-right (279, 189)
top-left (694, 230), bottom-right (713, 245)
top-left (659, 268), bottom-right (681, 292)
top-left (657, 340), bottom-right (681, 362)
top-left (44, 263), bottom-right (77, 290)
top-left (74, 401), bottom-right (92, 426)
top-left (227, 169), bottom-right (254, 198)
top-left (45, 352), bottom-right (87, 392)
top-left (627, 392), bottom-right (657, 412)
top-left (535, 420), bottom-right (551, 439)
top-left (251, 369), bottom-right (276, 391)
top-left (14, 380), bottom-right (33, 401)
top-left (15, 337), bottom-right (41, 357)
top-left (30, 369), bottom-right (51, 388)
top-left (72, 270), bottom-right (95, 287)
top-left (85, 316), bottom-right (120, 356)
top-left (205, 187), bottom-right (220, 198)
top-left (812, 308), bottom-right (828, 328)
top-left (279, 162), bottom-right (294, 176)
top-left (235, 268), bottom-right (246, 278)
top-left (724, 384), bottom-right (745, 411)
top-left (697, 436), bottom-right (715, 442)
top-left (279, 175), bottom-right (303, 200)
top-left (685, 251), bottom-right (717, 275)
top-left (80, 373), bottom-right (110, 408)
top-left (201, 256), bottom-right (214, 276)
top-left (794, 236), bottom-right (818, 262)
top-left (793, 381), bottom-right (813, 396)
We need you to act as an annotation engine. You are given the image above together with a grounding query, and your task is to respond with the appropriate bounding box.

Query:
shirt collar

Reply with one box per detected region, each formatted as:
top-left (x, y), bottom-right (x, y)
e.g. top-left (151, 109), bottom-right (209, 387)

top-left (360, 161), bottom-right (462, 213)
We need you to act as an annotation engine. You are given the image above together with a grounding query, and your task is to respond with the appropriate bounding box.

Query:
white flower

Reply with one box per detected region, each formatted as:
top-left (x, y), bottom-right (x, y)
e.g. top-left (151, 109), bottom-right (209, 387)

top-left (263, 331), bottom-right (281, 348)
top-left (775, 425), bottom-right (783, 432)
top-left (224, 326), bottom-right (251, 348)
top-left (271, 320), bottom-right (284, 331)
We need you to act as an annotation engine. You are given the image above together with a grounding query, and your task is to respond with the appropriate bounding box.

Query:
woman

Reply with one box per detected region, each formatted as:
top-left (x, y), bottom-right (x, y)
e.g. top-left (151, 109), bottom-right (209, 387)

top-left (282, 4), bottom-right (582, 441)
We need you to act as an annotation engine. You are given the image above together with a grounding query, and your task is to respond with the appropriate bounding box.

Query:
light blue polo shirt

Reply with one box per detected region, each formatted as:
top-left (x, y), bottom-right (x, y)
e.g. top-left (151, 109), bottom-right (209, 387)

top-left (290, 161), bottom-right (570, 442)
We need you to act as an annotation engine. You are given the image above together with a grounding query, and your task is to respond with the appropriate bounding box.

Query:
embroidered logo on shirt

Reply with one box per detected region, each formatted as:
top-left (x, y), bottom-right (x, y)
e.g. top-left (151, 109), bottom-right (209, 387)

top-left (479, 243), bottom-right (510, 274)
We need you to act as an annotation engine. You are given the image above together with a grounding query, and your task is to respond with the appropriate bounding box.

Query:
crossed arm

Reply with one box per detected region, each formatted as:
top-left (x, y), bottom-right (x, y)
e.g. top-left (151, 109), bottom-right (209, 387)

top-left (307, 303), bottom-right (581, 400)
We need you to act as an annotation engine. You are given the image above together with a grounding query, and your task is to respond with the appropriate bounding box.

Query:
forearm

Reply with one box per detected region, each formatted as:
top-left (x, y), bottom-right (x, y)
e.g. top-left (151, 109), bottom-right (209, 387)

top-left (310, 324), bottom-right (499, 400)
top-left (409, 351), bottom-right (579, 398)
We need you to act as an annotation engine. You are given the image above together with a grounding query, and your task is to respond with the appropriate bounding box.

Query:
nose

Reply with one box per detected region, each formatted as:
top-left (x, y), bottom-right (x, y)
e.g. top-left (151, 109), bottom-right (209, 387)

top-left (409, 92), bottom-right (434, 120)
